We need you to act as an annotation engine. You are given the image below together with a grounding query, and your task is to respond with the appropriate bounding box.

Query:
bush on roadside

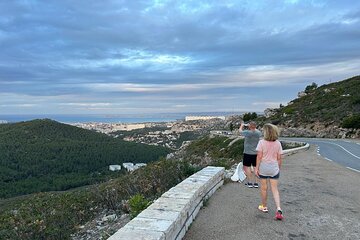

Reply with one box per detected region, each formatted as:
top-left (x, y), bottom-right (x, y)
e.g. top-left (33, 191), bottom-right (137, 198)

top-left (129, 194), bottom-right (150, 218)
top-left (341, 114), bottom-right (360, 129)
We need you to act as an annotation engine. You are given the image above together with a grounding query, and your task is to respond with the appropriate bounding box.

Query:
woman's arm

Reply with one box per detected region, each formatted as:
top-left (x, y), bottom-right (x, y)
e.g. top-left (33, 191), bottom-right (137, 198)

top-left (255, 150), bottom-right (262, 177)
top-left (277, 152), bottom-right (282, 169)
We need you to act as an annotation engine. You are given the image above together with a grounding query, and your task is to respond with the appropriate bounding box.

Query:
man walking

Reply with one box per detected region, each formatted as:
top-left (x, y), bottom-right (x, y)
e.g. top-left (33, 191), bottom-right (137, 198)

top-left (239, 121), bottom-right (261, 188)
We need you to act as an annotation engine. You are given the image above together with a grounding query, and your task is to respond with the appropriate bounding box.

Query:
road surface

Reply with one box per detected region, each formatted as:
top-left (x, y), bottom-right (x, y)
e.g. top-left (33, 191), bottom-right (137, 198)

top-left (282, 138), bottom-right (360, 172)
top-left (184, 146), bottom-right (360, 240)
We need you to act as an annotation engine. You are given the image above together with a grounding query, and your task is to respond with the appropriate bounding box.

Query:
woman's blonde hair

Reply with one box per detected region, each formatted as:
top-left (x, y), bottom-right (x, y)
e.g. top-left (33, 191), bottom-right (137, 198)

top-left (263, 123), bottom-right (280, 141)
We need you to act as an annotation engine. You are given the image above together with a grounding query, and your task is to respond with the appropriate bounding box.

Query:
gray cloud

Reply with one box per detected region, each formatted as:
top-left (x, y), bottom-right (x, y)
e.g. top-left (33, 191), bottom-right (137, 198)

top-left (0, 0), bottom-right (359, 114)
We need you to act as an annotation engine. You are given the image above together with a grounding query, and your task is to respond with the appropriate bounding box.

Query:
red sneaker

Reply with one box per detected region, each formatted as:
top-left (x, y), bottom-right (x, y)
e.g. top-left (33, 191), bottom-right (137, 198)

top-left (275, 210), bottom-right (283, 220)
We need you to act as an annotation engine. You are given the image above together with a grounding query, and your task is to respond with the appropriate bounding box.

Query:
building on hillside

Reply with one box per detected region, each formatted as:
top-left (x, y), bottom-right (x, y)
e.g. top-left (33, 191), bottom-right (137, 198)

top-left (297, 91), bottom-right (307, 98)
top-left (135, 163), bottom-right (147, 168)
top-left (122, 162), bottom-right (147, 172)
top-left (122, 162), bottom-right (134, 171)
top-left (109, 165), bottom-right (121, 171)
top-left (264, 108), bottom-right (277, 118)
top-left (210, 130), bottom-right (233, 136)
top-left (185, 116), bottom-right (225, 121)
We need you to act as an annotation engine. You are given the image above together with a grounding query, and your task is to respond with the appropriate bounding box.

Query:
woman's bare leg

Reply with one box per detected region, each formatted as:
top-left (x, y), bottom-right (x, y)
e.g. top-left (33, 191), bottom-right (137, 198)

top-left (260, 178), bottom-right (268, 206)
top-left (270, 179), bottom-right (281, 210)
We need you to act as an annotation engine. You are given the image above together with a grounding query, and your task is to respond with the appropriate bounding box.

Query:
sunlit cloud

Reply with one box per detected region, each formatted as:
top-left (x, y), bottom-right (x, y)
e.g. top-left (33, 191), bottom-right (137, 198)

top-left (85, 83), bottom-right (208, 93)
top-left (62, 49), bottom-right (195, 71)
top-left (0, 104), bottom-right (38, 108)
top-left (59, 103), bottom-right (113, 107)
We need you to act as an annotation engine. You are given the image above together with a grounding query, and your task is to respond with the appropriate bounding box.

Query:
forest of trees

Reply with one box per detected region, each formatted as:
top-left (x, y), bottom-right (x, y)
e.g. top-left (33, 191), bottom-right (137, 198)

top-left (0, 119), bottom-right (171, 198)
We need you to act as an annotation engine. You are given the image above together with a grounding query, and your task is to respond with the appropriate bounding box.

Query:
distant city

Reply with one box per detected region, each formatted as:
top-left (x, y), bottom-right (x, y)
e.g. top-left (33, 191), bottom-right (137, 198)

top-left (0, 112), bottom-right (245, 124)
top-left (71, 115), bottom-right (228, 150)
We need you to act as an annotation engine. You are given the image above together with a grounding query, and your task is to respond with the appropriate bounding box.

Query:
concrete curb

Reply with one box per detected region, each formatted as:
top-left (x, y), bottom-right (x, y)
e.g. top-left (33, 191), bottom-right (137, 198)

top-left (281, 141), bottom-right (310, 156)
top-left (108, 166), bottom-right (225, 240)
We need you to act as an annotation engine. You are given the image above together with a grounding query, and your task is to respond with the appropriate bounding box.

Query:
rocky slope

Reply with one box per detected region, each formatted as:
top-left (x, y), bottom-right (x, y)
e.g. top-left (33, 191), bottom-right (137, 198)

top-left (259, 75), bottom-right (360, 138)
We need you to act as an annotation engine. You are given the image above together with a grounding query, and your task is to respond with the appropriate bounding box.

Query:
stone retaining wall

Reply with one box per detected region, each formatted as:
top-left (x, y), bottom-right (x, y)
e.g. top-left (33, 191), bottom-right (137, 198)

top-left (108, 166), bottom-right (225, 240)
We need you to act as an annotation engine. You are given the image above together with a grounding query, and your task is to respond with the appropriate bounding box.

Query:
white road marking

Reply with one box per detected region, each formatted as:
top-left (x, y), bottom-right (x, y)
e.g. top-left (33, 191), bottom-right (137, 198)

top-left (316, 141), bottom-right (360, 160)
top-left (346, 167), bottom-right (360, 173)
top-left (325, 157), bottom-right (333, 162)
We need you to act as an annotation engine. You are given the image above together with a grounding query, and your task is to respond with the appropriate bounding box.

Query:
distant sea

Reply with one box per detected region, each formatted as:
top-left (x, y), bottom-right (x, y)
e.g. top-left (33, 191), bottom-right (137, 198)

top-left (0, 112), bottom-right (244, 124)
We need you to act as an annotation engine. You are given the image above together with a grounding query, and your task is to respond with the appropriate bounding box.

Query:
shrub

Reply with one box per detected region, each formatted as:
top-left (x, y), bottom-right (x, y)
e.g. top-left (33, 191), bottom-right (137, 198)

top-left (283, 107), bottom-right (295, 115)
top-left (129, 194), bottom-right (150, 218)
top-left (180, 161), bottom-right (201, 176)
top-left (351, 96), bottom-right (360, 105)
top-left (213, 158), bottom-right (233, 169)
top-left (305, 82), bottom-right (318, 93)
top-left (341, 115), bottom-right (360, 129)
top-left (243, 112), bottom-right (257, 122)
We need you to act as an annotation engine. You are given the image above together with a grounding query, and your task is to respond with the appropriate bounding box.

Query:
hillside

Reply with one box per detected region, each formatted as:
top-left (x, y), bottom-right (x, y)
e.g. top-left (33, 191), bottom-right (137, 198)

top-left (0, 132), bottom-right (306, 239)
top-left (0, 119), bottom-right (171, 198)
top-left (263, 75), bottom-right (360, 137)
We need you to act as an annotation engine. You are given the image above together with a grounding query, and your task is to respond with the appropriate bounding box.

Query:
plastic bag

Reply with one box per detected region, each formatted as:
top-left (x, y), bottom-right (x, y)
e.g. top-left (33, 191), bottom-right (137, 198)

top-left (231, 162), bottom-right (247, 182)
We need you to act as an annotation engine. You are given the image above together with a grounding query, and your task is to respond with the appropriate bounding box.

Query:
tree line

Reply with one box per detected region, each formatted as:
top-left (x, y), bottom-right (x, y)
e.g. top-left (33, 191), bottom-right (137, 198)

top-left (0, 119), bottom-right (171, 198)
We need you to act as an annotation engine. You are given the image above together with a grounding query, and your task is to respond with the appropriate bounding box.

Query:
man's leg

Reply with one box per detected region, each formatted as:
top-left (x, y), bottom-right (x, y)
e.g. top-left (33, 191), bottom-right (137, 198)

top-left (243, 154), bottom-right (253, 184)
top-left (252, 155), bottom-right (258, 184)
top-left (243, 165), bottom-right (253, 183)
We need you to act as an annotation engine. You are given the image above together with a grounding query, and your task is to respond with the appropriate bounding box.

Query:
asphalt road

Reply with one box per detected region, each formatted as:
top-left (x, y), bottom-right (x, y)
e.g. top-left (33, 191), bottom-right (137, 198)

top-left (184, 146), bottom-right (360, 240)
top-left (282, 138), bottom-right (360, 172)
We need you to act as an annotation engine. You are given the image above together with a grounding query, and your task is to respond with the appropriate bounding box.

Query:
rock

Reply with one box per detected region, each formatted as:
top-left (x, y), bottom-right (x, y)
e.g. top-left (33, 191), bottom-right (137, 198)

top-left (102, 214), bottom-right (117, 222)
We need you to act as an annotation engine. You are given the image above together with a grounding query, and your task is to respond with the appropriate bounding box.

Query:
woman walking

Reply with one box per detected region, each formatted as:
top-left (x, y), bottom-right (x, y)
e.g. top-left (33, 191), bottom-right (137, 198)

top-left (255, 123), bottom-right (283, 220)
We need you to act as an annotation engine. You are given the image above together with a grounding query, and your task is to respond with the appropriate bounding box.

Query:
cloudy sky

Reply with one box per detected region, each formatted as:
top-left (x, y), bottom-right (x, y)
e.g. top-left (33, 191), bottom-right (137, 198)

top-left (0, 0), bottom-right (359, 115)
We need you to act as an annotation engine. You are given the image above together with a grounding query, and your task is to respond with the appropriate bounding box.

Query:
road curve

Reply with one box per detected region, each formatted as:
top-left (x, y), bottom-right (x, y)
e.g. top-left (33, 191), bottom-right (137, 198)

top-left (282, 138), bottom-right (360, 173)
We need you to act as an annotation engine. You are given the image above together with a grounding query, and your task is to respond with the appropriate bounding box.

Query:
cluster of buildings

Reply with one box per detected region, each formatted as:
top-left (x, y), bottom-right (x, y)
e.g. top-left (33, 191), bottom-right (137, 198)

top-left (185, 116), bottom-right (226, 121)
top-left (73, 116), bottom-right (229, 149)
top-left (71, 122), bottom-right (149, 134)
top-left (109, 162), bottom-right (147, 172)
top-left (124, 130), bottom-right (179, 149)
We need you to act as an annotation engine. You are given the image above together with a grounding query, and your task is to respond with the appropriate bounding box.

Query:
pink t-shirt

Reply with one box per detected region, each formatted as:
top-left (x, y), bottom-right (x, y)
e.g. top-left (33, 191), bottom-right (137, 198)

top-left (256, 140), bottom-right (283, 163)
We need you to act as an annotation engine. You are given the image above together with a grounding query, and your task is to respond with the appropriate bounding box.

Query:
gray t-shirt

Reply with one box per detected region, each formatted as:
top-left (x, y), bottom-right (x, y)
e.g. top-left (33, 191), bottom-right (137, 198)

top-left (241, 129), bottom-right (261, 155)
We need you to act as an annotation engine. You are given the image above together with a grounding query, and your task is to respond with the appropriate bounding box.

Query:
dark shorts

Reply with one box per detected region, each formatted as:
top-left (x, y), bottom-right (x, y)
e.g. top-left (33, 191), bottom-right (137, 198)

top-left (243, 153), bottom-right (257, 167)
top-left (259, 172), bottom-right (280, 179)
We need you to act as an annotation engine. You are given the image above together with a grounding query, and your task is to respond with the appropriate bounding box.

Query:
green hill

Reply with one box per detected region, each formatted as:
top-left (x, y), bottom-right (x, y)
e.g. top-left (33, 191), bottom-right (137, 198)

top-left (0, 119), bottom-right (171, 198)
top-left (264, 75), bottom-right (360, 130)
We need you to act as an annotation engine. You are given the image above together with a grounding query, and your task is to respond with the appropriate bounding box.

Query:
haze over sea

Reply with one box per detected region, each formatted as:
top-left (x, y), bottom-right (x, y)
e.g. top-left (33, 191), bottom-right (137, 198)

top-left (0, 112), bottom-right (244, 124)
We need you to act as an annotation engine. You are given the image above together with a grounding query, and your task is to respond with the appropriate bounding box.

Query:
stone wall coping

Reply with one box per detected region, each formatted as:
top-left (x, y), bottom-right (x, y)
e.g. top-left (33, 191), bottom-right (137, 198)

top-left (108, 166), bottom-right (225, 240)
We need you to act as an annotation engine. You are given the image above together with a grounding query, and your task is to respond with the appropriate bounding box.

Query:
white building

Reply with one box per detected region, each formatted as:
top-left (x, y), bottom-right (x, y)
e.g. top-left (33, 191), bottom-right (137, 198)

top-left (297, 91), bottom-right (307, 98)
top-left (185, 116), bottom-right (225, 121)
top-left (109, 165), bottom-right (121, 171)
top-left (122, 162), bottom-right (134, 171)
top-left (135, 163), bottom-right (147, 168)
top-left (122, 162), bottom-right (147, 172)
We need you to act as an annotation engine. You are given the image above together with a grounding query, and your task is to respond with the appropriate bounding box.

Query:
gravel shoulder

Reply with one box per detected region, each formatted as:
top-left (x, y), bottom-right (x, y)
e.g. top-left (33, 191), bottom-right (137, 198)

top-left (184, 145), bottom-right (360, 240)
